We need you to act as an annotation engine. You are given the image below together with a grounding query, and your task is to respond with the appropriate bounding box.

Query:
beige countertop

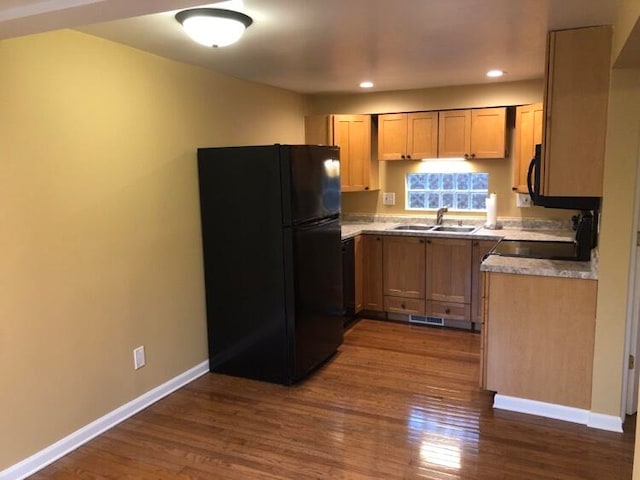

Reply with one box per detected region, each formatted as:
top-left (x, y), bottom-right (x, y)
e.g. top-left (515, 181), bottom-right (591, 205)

top-left (341, 221), bottom-right (597, 280)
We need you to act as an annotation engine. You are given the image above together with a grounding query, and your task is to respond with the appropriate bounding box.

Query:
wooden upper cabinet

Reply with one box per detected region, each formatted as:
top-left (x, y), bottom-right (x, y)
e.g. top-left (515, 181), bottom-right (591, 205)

top-left (438, 110), bottom-right (471, 158)
top-left (304, 114), bottom-right (378, 192)
top-left (408, 112), bottom-right (439, 159)
top-left (471, 108), bottom-right (507, 158)
top-left (541, 26), bottom-right (612, 197)
top-left (362, 235), bottom-right (384, 312)
top-left (513, 103), bottom-right (544, 193)
top-left (383, 236), bottom-right (426, 299)
top-left (438, 108), bottom-right (506, 159)
top-left (378, 114), bottom-right (408, 160)
top-left (426, 238), bottom-right (472, 304)
top-left (378, 112), bottom-right (438, 160)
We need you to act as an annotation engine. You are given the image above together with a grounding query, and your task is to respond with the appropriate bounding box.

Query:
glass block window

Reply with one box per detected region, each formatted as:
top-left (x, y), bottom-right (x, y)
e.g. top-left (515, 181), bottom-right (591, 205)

top-left (406, 172), bottom-right (489, 211)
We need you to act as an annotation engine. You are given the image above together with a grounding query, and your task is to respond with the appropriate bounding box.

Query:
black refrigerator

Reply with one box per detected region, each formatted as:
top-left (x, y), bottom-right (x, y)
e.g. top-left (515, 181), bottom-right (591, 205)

top-left (197, 144), bottom-right (344, 385)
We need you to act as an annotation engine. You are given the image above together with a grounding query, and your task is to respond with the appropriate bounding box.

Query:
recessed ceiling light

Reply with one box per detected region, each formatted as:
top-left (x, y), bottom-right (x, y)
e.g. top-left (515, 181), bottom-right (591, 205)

top-left (486, 70), bottom-right (505, 78)
top-left (359, 81), bottom-right (374, 89)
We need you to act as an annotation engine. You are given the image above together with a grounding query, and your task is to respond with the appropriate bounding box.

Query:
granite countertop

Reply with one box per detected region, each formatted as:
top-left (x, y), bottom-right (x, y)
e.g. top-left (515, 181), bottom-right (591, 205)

top-left (341, 218), bottom-right (597, 280)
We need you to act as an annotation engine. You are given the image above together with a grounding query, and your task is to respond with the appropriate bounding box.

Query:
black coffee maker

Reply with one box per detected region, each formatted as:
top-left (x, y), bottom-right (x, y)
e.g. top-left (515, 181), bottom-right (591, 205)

top-left (573, 210), bottom-right (598, 261)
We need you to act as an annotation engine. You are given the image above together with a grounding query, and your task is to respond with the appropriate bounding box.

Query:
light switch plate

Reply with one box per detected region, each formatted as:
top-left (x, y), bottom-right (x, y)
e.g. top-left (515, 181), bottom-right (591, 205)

top-left (383, 192), bottom-right (396, 205)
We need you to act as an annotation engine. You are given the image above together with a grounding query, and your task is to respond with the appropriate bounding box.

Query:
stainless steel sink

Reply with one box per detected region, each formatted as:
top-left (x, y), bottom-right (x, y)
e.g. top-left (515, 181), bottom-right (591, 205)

top-left (430, 225), bottom-right (478, 233)
top-left (391, 225), bottom-right (434, 231)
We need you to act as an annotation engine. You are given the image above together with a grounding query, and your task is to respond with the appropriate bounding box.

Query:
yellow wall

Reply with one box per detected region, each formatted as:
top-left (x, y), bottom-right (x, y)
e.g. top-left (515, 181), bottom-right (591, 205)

top-left (592, 68), bottom-right (640, 418)
top-left (308, 80), bottom-right (573, 222)
top-left (0, 29), bottom-right (305, 469)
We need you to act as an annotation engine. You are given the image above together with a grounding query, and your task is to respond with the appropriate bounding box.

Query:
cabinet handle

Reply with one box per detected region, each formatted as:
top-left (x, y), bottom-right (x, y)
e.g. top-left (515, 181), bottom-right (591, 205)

top-left (445, 308), bottom-right (451, 314)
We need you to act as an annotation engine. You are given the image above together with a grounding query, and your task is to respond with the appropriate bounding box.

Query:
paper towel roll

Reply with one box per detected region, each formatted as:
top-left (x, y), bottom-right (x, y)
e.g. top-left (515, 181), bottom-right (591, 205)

top-left (485, 193), bottom-right (498, 228)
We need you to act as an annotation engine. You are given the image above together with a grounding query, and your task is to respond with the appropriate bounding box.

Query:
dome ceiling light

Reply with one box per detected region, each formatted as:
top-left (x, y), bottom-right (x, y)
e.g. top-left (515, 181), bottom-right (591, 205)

top-left (175, 8), bottom-right (253, 48)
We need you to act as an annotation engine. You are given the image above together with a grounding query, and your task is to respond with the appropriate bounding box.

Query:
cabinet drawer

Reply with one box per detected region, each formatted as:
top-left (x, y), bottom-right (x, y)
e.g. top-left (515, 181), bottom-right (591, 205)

top-left (428, 301), bottom-right (470, 321)
top-left (384, 296), bottom-right (425, 315)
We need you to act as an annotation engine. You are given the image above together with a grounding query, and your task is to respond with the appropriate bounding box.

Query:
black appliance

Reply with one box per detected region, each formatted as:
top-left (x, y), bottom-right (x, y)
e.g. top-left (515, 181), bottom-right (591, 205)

top-left (527, 144), bottom-right (601, 210)
top-left (489, 211), bottom-right (597, 262)
top-left (197, 144), bottom-right (344, 385)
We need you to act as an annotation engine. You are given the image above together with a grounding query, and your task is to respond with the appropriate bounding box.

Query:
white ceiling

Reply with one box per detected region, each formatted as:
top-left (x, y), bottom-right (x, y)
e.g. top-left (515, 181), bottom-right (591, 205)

top-left (1, 0), bottom-right (617, 94)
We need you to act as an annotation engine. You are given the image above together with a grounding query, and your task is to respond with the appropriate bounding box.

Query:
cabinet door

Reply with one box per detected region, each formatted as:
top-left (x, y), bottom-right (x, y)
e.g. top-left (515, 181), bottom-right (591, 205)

top-left (383, 236), bottom-right (426, 298)
top-left (513, 103), bottom-right (543, 193)
top-left (333, 115), bottom-right (372, 192)
top-left (426, 238), bottom-right (472, 304)
top-left (438, 110), bottom-right (471, 158)
top-left (542, 26), bottom-right (611, 197)
top-left (407, 112), bottom-right (438, 159)
top-left (471, 239), bottom-right (499, 322)
top-left (378, 113), bottom-right (408, 160)
top-left (470, 107), bottom-right (506, 159)
top-left (362, 235), bottom-right (384, 311)
top-left (354, 235), bottom-right (364, 313)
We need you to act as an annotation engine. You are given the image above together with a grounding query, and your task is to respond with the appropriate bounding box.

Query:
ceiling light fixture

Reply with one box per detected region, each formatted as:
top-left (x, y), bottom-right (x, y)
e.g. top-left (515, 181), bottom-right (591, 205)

top-left (359, 81), bottom-right (374, 89)
top-left (486, 69), bottom-right (504, 78)
top-left (175, 8), bottom-right (253, 48)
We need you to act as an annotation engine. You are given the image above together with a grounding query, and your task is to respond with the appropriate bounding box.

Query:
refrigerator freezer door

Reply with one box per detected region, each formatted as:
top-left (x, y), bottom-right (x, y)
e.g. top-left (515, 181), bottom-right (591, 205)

top-left (283, 145), bottom-right (341, 225)
top-left (290, 216), bottom-right (344, 381)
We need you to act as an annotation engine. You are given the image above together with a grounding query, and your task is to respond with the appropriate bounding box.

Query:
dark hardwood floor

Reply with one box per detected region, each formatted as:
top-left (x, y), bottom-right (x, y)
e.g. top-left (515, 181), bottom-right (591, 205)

top-left (32, 319), bottom-right (635, 479)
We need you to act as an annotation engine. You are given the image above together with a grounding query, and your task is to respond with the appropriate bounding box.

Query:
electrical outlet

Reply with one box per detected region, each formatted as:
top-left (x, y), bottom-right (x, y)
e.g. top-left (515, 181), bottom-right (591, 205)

top-left (133, 346), bottom-right (146, 370)
top-left (383, 192), bottom-right (396, 205)
top-left (516, 193), bottom-right (531, 208)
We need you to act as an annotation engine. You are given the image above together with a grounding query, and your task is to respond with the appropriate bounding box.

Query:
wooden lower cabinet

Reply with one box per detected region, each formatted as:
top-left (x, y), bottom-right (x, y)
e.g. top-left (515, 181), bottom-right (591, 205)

top-left (482, 272), bottom-right (597, 409)
top-left (358, 234), bottom-right (490, 326)
top-left (471, 239), bottom-right (499, 323)
top-left (383, 235), bottom-right (426, 315)
top-left (425, 238), bottom-right (472, 319)
top-left (354, 235), bottom-right (363, 313)
top-left (362, 235), bottom-right (384, 311)
top-left (383, 236), bottom-right (426, 298)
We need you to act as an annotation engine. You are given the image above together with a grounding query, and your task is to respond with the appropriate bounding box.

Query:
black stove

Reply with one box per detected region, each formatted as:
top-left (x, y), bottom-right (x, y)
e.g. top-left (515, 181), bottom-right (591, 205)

top-left (489, 239), bottom-right (582, 261)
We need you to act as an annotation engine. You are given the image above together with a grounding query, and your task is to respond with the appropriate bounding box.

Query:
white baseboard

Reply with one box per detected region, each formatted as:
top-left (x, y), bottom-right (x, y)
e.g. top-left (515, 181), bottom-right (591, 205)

top-left (587, 412), bottom-right (624, 433)
top-left (1, 360), bottom-right (209, 480)
top-left (494, 394), bottom-right (624, 432)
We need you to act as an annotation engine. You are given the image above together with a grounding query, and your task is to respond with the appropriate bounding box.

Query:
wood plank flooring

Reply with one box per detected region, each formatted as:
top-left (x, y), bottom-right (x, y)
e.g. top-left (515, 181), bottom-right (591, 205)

top-left (32, 319), bottom-right (635, 479)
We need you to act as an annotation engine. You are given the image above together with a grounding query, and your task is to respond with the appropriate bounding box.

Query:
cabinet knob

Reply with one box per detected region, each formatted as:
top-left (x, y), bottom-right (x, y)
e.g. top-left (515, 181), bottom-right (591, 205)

top-left (401, 304), bottom-right (406, 309)
top-left (401, 154), bottom-right (405, 159)
top-left (445, 308), bottom-right (451, 314)
top-left (407, 154), bottom-right (412, 159)
top-left (427, 239), bottom-right (432, 244)
top-left (473, 241), bottom-right (479, 246)
top-left (365, 186), bottom-right (369, 190)
top-left (419, 239), bottom-right (425, 244)
top-left (376, 237), bottom-right (381, 241)
top-left (464, 153), bottom-right (469, 159)
top-left (470, 153), bottom-right (476, 159)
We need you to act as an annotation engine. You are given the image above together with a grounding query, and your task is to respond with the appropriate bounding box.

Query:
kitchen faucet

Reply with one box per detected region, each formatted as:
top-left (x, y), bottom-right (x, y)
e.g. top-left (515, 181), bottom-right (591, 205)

top-left (436, 207), bottom-right (448, 225)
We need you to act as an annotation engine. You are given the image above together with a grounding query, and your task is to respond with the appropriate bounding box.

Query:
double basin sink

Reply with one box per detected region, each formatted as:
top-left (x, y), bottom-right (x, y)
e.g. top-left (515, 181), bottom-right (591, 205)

top-left (391, 224), bottom-right (479, 234)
